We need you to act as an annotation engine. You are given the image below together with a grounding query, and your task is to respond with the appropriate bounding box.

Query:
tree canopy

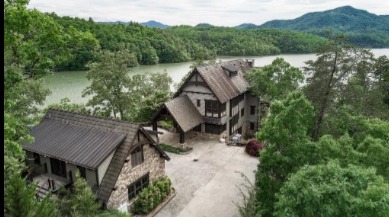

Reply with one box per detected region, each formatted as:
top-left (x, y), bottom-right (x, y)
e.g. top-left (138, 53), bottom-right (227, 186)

top-left (275, 161), bottom-right (389, 217)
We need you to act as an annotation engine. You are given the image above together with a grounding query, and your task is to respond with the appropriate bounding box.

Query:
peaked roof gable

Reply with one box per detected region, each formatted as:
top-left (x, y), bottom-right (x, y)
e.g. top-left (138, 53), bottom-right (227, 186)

top-left (164, 95), bottom-right (204, 132)
top-left (174, 59), bottom-right (253, 103)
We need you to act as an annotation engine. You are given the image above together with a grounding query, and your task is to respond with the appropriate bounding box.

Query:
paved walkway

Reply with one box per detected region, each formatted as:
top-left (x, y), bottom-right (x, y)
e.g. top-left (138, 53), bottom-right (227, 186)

top-left (155, 131), bottom-right (258, 217)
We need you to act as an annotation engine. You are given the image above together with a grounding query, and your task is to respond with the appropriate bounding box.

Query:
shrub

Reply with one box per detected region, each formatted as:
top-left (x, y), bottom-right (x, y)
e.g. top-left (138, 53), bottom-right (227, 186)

top-left (245, 140), bottom-right (265, 157)
top-left (158, 143), bottom-right (193, 154)
top-left (132, 176), bottom-right (172, 214)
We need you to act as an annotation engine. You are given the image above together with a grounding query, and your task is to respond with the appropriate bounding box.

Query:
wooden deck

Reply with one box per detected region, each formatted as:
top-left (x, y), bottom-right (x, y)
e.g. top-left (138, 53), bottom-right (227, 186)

top-left (32, 173), bottom-right (71, 198)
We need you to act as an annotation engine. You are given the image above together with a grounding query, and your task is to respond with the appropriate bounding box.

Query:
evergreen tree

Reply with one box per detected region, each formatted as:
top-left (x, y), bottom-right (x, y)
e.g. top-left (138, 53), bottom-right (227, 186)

top-left (4, 175), bottom-right (58, 217)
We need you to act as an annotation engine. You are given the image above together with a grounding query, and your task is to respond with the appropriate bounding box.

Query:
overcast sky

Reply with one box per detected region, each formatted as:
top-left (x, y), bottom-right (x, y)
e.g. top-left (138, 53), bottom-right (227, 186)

top-left (28, 0), bottom-right (389, 26)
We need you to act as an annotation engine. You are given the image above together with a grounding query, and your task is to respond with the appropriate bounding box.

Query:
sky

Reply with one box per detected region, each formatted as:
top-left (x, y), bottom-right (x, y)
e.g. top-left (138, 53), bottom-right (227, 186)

top-left (28, 0), bottom-right (389, 27)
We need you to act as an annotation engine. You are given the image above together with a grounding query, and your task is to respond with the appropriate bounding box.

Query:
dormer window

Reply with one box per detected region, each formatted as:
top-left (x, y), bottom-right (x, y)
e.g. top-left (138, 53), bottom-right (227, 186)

top-left (222, 65), bottom-right (238, 77)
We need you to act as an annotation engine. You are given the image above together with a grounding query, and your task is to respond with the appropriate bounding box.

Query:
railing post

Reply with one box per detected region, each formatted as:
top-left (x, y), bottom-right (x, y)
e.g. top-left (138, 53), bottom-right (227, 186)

top-left (48, 178), bottom-right (51, 189)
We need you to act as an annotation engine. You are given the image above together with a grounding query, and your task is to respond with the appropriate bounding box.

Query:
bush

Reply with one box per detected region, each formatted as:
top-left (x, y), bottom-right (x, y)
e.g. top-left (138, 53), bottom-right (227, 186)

top-left (132, 176), bottom-right (172, 214)
top-left (245, 140), bottom-right (265, 157)
top-left (158, 143), bottom-right (193, 154)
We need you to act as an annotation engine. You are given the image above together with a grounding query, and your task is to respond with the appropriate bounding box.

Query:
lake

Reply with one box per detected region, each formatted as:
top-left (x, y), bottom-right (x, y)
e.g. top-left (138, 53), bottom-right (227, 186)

top-left (42, 49), bottom-right (389, 107)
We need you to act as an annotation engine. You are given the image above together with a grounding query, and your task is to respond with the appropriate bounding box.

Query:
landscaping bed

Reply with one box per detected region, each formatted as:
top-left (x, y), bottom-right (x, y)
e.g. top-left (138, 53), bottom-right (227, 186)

top-left (158, 143), bottom-right (193, 154)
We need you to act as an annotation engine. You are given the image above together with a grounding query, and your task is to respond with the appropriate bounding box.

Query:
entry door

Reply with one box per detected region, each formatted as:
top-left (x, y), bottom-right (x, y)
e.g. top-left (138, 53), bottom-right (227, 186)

top-left (50, 158), bottom-right (67, 178)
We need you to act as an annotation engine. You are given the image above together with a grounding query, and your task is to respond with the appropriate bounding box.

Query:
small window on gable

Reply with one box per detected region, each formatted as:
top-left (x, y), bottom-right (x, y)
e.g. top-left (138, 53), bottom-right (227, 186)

top-left (229, 71), bottom-right (237, 77)
top-left (197, 99), bottom-right (201, 107)
top-left (131, 146), bottom-right (144, 167)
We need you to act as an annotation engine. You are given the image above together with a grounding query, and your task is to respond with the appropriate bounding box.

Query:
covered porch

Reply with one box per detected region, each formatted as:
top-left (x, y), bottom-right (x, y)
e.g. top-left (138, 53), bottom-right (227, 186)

top-left (150, 95), bottom-right (204, 144)
top-left (31, 173), bottom-right (72, 199)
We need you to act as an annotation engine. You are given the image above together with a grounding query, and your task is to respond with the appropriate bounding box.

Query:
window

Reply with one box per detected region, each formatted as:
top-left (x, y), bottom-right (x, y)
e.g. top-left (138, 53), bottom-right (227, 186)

top-left (197, 99), bottom-right (201, 107)
top-left (131, 146), bottom-right (144, 167)
top-left (77, 166), bottom-right (87, 179)
top-left (33, 153), bottom-right (40, 165)
top-left (241, 108), bottom-right (244, 117)
top-left (128, 173), bottom-right (149, 200)
top-left (50, 158), bottom-right (67, 178)
top-left (250, 106), bottom-right (256, 115)
top-left (229, 114), bottom-right (239, 134)
top-left (205, 100), bottom-right (226, 118)
top-left (205, 124), bottom-right (225, 134)
top-left (250, 122), bottom-right (255, 130)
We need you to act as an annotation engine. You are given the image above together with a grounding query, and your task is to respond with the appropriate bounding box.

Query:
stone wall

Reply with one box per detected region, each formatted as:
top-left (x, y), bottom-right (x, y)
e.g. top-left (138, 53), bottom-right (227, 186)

top-left (106, 144), bottom-right (165, 210)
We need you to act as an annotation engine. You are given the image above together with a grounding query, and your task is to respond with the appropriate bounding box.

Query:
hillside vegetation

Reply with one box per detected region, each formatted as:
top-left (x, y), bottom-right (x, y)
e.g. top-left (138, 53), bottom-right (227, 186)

top-left (48, 13), bottom-right (328, 71)
top-left (258, 6), bottom-right (389, 48)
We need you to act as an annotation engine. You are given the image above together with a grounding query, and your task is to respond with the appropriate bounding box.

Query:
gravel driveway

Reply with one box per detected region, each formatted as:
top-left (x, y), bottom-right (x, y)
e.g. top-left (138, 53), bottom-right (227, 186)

top-left (155, 134), bottom-right (258, 217)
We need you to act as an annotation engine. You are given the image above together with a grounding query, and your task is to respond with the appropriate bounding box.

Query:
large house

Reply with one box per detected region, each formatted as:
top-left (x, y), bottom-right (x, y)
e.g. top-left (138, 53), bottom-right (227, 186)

top-left (23, 109), bottom-right (170, 211)
top-left (151, 59), bottom-right (259, 143)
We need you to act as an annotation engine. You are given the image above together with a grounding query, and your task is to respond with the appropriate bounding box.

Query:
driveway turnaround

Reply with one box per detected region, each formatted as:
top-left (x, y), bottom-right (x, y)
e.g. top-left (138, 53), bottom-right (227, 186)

top-left (155, 138), bottom-right (258, 217)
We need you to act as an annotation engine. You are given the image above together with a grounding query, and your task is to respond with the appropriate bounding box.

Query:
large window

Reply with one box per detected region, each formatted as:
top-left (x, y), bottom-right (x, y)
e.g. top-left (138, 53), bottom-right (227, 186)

top-left (128, 173), bottom-right (149, 200)
top-left (205, 100), bottom-right (226, 118)
top-left (50, 158), bottom-right (67, 178)
top-left (229, 114), bottom-right (239, 134)
top-left (205, 124), bottom-right (225, 134)
top-left (230, 94), bottom-right (244, 116)
top-left (131, 146), bottom-right (144, 167)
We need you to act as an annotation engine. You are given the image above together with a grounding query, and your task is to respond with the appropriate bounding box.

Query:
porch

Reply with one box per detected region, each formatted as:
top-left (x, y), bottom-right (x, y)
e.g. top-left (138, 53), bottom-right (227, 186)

top-left (31, 173), bottom-right (72, 199)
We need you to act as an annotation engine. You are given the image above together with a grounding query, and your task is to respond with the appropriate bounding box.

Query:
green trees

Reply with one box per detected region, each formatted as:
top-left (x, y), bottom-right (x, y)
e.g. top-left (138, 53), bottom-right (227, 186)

top-left (83, 50), bottom-right (137, 119)
top-left (303, 37), bottom-right (374, 140)
top-left (4, 175), bottom-right (58, 217)
top-left (59, 172), bottom-right (101, 217)
top-left (83, 50), bottom-right (172, 121)
top-left (255, 91), bottom-right (315, 216)
top-left (246, 58), bottom-right (304, 102)
top-left (275, 161), bottom-right (389, 217)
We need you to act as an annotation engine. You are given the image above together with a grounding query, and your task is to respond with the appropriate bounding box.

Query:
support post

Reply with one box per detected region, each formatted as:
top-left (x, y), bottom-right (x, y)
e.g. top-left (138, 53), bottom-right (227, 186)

top-left (152, 121), bottom-right (157, 131)
top-left (180, 130), bottom-right (185, 144)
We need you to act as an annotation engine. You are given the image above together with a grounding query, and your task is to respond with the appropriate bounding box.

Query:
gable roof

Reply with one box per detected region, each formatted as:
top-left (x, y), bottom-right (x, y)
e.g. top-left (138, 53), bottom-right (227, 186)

top-left (175, 59), bottom-right (253, 103)
top-left (24, 109), bottom-right (169, 202)
top-left (24, 119), bottom-right (126, 169)
top-left (164, 95), bottom-right (203, 132)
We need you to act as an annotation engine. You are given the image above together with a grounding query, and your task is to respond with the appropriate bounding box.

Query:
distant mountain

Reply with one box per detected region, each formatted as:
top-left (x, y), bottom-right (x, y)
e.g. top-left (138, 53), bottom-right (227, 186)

top-left (196, 23), bottom-right (214, 27)
top-left (235, 23), bottom-right (258, 29)
top-left (96, 21), bottom-right (129, 25)
top-left (259, 6), bottom-right (389, 32)
top-left (255, 6), bottom-right (389, 48)
top-left (140, 20), bottom-right (169, 29)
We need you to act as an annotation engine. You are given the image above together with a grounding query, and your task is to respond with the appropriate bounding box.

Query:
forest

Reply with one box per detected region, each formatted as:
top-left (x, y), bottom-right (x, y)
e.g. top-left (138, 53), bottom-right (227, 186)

top-left (7, 8), bottom-right (328, 71)
top-left (4, 0), bottom-right (389, 217)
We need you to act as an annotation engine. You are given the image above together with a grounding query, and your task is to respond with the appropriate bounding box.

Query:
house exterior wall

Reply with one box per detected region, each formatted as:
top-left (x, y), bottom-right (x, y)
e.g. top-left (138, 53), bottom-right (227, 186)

top-left (97, 151), bottom-right (115, 185)
top-left (106, 143), bottom-right (165, 210)
top-left (245, 92), bottom-right (260, 137)
top-left (181, 87), bottom-right (217, 116)
top-left (26, 151), bottom-right (99, 188)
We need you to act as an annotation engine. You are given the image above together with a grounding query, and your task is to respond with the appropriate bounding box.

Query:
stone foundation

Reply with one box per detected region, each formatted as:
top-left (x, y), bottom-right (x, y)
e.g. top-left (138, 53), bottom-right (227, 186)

top-left (106, 144), bottom-right (165, 210)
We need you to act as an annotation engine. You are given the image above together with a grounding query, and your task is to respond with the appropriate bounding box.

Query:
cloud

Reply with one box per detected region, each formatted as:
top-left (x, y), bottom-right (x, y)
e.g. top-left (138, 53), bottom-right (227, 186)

top-left (28, 0), bottom-right (389, 26)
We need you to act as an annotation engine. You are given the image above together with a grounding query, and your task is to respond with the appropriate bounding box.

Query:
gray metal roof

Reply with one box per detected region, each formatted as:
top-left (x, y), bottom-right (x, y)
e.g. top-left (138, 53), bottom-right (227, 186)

top-left (164, 95), bottom-right (204, 132)
top-left (196, 59), bottom-right (253, 103)
top-left (23, 109), bottom-right (169, 203)
top-left (24, 119), bottom-right (126, 169)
